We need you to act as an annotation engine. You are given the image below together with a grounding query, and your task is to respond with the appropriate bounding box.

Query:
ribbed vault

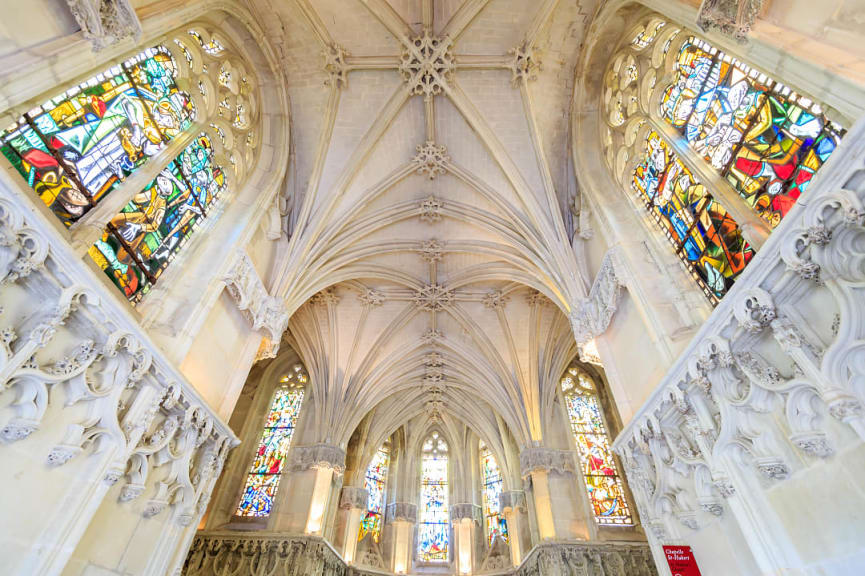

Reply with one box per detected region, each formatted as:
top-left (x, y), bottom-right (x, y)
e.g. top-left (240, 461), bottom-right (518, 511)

top-left (249, 0), bottom-right (595, 451)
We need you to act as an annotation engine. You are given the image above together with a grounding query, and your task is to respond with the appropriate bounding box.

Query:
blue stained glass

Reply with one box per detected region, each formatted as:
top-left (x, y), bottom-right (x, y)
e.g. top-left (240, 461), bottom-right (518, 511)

top-left (359, 445), bottom-right (390, 542)
top-left (418, 433), bottom-right (449, 562)
top-left (480, 442), bottom-right (508, 545)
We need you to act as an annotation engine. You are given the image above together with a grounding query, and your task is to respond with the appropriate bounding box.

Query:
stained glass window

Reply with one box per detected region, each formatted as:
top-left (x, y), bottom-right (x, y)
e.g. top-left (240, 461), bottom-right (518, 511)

top-left (632, 130), bottom-right (754, 303)
top-left (562, 365), bottom-right (632, 526)
top-left (632, 21), bottom-right (666, 50)
top-left (479, 441), bottom-right (508, 545)
top-left (359, 444), bottom-right (390, 542)
top-left (418, 432), bottom-right (449, 562)
top-left (188, 30), bottom-right (225, 56)
top-left (235, 366), bottom-right (307, 517)
top-left (661, 36), bottom-right (844, 228)
top-left (0, 45), bottom-right (194, 227)
top-left (87, 133), bottom-right (225, 304)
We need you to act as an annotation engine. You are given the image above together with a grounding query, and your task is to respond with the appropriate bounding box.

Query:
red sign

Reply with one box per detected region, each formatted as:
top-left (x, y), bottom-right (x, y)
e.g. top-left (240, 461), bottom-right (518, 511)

top-left (663, 546), bottom-right (702, 576)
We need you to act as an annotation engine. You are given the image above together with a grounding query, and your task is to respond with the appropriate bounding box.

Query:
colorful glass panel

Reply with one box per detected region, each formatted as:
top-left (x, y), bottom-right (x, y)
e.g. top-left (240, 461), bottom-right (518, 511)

top-left (418, 433), bottom-right (449, 562)
top-left (562, 367), bottom-right (632, 526)
top-left (0, 45), bottom-right (194, 227)
top-left (661, 36), bottom-right (844, 228)
top-left (632, 131), bottom-right (755, 303)
top-left (87, 133), bottom-right (225, 305)
top-left (632, 21), bottom-right (666, 50)
top-left (480, 442), bottom-right (508, 545)
top-left (359, 445), bottom-right (390, 542)
top-left (235, 382), bottom-right (305, 518)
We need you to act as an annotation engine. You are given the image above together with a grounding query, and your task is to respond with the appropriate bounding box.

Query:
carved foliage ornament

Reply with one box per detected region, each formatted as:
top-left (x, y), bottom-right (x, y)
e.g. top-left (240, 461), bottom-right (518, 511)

top-left (65, 0), bottom-right (142, 51)
top-left (399, 31), bottom-right (455, 99)
top-left (696, 0), bottom-right (764, 43)
top-left (570, 249), bottom-right (625, 344)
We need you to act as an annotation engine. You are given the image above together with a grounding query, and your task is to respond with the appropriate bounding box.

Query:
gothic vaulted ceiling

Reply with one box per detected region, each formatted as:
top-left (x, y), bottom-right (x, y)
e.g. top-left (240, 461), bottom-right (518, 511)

top-left (249, 0), bottom-right (597, 449)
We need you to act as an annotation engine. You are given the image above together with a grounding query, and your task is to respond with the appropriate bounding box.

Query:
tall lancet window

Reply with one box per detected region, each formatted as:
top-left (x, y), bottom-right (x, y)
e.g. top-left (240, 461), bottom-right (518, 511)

top-left (479, 441), bottom-right (508, 544)
top-left (418, 432), bottom-right (449, 562)
top-left (359, 443), bottom-right (390, 542)
top-left (561, 364), bottom-right (632, 526)
top-left (235, 365), bottom-right (307, 517)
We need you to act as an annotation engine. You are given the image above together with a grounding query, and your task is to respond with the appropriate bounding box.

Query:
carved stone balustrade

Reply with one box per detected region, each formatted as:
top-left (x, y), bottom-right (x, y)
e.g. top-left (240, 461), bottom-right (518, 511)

top-left (514, 541), bottom-right (657, 576)
top-left (612, 118), bottom-right (865, 574)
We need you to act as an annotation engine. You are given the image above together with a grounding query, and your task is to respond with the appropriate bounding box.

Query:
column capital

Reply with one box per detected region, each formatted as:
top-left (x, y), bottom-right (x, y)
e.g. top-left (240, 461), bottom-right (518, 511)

top-left (288, 443), bottom-right (346, 475)
top-left (386, 502), bottom-right (418, 524)
top-left (450, 503), bottom-right (482, 524)
top-left (339, 485), bottom-right (369, 510)
top-left (519, 446), bottom-right (576, 478)
top-left (499, 490), bottom-right (527, 514)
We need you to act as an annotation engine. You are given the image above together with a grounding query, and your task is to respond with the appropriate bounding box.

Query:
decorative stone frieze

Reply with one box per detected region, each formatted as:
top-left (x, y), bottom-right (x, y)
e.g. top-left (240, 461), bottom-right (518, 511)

top-left (386, 502), bottom-right (418, 523)
top-left (515, 541), bottom-right (657, 576)
top-left (499, 490), bottom-right (527, 514)
top-left (450, 503), bottom-right (482, 524)
top-left (65, 0), bottom-right (142, 51)
top-left (519, 447), bottom-right (577, 478)
top-left (569, 248), bottom-right (625, 344)
top-left (289, 443), bottom-right (346, 475)
top-left (224, 251), bottom-right (289, 359)
top-left (339, 486), bottom-right (369, 510)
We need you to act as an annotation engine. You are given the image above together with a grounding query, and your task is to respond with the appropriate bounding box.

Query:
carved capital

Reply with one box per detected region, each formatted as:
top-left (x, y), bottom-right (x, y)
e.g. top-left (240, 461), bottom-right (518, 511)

top-left (386, 501), bottom-right (418, 523)
top-left (519, 446), bottom-right (576, 478)
top-left (450, 503), bottom-right (482, 523)
top-left (499, 490), bottom-right (527, 514)
top-left (339, 485), bottom-right (369, 510)
top-left (289, 443), bottom-right (346, 475)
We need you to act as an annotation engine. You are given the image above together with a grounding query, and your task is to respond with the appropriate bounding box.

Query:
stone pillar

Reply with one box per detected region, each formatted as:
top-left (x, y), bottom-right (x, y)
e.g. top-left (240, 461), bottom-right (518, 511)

top-left (273, 444), bottom-right (345, 534)
top-left (386, 502), bottom-right (417, 574)
top-left (451, 504), bottom-right (481, 574)
top-left (337, 486), bottom-right (368, 564)
top-left (500, 490), bottom-right (528, 566)
top-left (520, 447), bottom-right (584, 541)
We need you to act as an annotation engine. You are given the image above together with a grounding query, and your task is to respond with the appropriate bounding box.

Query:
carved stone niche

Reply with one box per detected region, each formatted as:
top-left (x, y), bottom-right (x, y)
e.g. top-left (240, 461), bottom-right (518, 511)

top-left (65, 0), bottom-right (142, 51)
top-left (386, 502), bottom-right (418, 524)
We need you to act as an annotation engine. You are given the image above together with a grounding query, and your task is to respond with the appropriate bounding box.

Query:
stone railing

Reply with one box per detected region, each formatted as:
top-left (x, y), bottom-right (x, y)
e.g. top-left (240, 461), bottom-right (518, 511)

top-left (0, 156), bottom-right (238, 575)
top-left (515, 541), bottom-right (657, 576)
top-left (611, 117), bottom-right (865, 574)
top-left (184, 533), bottom-right (655, 576)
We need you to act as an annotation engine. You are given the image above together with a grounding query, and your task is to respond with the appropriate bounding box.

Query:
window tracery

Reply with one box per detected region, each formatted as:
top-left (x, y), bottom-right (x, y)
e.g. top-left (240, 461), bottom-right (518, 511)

top-left (359, 443), bottom-right (390, 542)
top-left (418, 432), bottom-right (449, 562)
top-left (235, 365), bottom-right (307, 517)
top-left (1, 23), bottom-right (259, 306)
top-left (561, 364), bottom-right (632, 526)
top-left (602, 15), bottom-right (843, 303)
top-left (479, 441), bottom-right (508, 545)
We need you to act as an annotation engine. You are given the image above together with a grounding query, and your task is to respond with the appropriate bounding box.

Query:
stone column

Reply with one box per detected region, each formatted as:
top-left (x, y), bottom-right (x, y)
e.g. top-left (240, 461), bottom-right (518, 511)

top-left (386, 502), bottom-right (417, 574)
top-left (451, 503), bottom-right (481, 574)
top-left (337, 486), bottom-right (368, 564)
top-left (520, 447), bottom-right (585, 541)
top-left (500, 490), bottom-right (528, 566)
top-left (273, 443), bottom-right (345, 534)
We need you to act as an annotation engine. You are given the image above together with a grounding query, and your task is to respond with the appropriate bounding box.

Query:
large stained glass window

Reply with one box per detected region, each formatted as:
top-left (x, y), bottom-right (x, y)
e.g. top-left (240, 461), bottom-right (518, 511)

top-left (235, 366), bottom-right (307, 517)
top-left (479, 441), bottom-right (508, 545)
top-left (0, 45), bottom-right (194, 227)
top-left (359, 443), bottom-right (390, 542)
top-left (632, 130), bottom-right (754, 303)
top-left (418, 432), bottom-right (449, 562)
top-left (661, 35), bottom-right (844, 228)
top-left (87, 133), bottom-right (225, 304)
top-left (562, 364), bottom-right (631, 526)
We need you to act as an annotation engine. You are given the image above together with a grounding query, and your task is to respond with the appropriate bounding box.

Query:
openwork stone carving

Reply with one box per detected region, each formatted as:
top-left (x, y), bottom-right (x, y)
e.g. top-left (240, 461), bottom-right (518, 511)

top-left (357, 288), bottom-right (384, 307)
top-left (0, 199), bottom-right (49, 284)
top-left (413, 141), bottom-right (449, 179)
top-left (419, 195), bottom-right (443, 222)
top-left (515, 542), bottom-right (657, 576)
top-left (324, 43), bottom-right (348, 87)
top-left (400, 31), bottom-right (454, 99)
top-left (65, 0), bottom-right (142, 51)
top-left (224, 252), bottom-right (288, 359)
top-left (482, 290), bottom-right (509, 309)
top-left (696, 0), bottom-right (764, 42)
top-left (184, 534), bottom-right (348, 576)
top-left (420, 239), bottom-right (444, 263)
top-left (413, 283), bottom-right (453, 311)
top-left (509, 42), bottom-right (541, 85)
top-left (289, 443), bottom-right (346, 475)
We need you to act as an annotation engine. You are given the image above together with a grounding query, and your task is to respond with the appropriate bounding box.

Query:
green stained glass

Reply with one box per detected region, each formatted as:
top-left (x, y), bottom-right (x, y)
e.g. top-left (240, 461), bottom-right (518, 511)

top-left (359, 445), bottom-right (390, 542)
top-left (480, 442), bottom-right (508, 545)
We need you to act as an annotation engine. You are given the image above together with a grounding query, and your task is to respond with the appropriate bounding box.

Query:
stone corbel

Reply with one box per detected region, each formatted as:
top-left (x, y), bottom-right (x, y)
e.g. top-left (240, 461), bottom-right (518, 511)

top-left (569, 247), bottom-right (626, 345)
top-left (223, 251), bottom-right (288, 360)
top-left (289, 443), bottom-right (346, 475)
top-left (386, 502), bottom-right (418, 524)
top-left (339, 485), bottom-right (369, 510)
top-left (65, 0), bottom-right (142, 51)
top-left (519, 447), bottom-right (577, 478)
top-left (696, 0), bottom-right (764, 43)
